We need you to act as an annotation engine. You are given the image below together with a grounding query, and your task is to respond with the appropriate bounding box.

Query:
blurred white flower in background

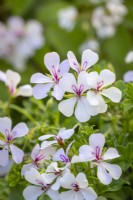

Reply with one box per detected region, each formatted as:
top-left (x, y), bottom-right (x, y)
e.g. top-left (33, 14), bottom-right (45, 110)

top-left (58, 6), bottom-right (78, 31)
top-left (0, 16), bottom-right (44, 71)
top-left (125, 51), bottom-right (133, 63)
top-left (123, 71), bottom-right (133, 83)
top-left (79, 39), bottom-right (100, 53)
top-left (92, 0), bottom-right (127, 38)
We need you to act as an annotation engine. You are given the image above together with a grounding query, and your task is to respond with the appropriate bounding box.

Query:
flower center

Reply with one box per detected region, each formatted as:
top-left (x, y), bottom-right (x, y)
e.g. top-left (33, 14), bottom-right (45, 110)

top-left (34, 154), bottom-right (45, 164)
top-left (82, 61), bottom-right (88, 71)
top-left (51, 65), bottom-right (59, 83)
top-left (72, 84), bottom-right (84, 97)
top-left (36, 179), bottom-right (50, 190)
top-left (54, 136), bottom-right (64, 146)
top-left (5, 129), bottom-right (13, 142)
top-left (96, 80), bottom-right (104, 91)
top-left (71, 183), bottom-right (79, 192)
top-left (60, 154), bottom-right (70, 163)
top-left (96, 146), bottom-right (101, 160)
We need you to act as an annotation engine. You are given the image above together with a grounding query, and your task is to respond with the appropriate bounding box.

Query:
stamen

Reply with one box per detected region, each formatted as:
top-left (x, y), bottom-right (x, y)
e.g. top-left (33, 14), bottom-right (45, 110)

top-left (82, 61), bottom-right (88, 71)
top-left (72, 84), bottom-right (84, 97)
top-left (51, 65), bottom-right (59, 82)
top-left (71, 183), bottom-right (79, 192)
top-left (96, 146), bottom-right (100, 160)
top-left (97, 80), bottom-right (104, 91)
top-left (60, 154), bottom-right (69, 163)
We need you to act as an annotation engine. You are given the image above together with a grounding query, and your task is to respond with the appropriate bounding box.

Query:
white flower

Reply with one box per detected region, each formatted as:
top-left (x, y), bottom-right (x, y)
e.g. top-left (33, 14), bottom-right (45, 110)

top-left (0, 117), bottom-right (29, 166)
top-left (0, 69), bottom-right (32, 97)
top-left (72, 133), bottom-right (122, 185)
top-left (38, 128), bottom-right (74, 148)
top-left (87, 69), bottom-right (122, 111)
top-left (58, 6), bottom-right (78, 31)
top-left (58, 71), bottom-right (100, 122)
top-left (123, 70), bottom-right (133, 83)
top-left (60, 172), bottom-right (97, 200)
top-left (67, 49), bottom-right (98, 73)
top-left (79, 39), bottom-right (100, 53)
top-left (23, 168), bottom-right (59, 200)
top-left (125, 51), bottom-right (133, 63)
top-left (30, 52), bottom-right (70, 100)
top-left (21, 144), bottom-right (55, 175)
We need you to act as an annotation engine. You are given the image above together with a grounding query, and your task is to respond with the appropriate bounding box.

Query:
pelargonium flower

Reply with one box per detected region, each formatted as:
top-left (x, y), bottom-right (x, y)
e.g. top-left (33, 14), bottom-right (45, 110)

top-left (60, 172), bottom-right (97, 200)
top-left (0, 69), bottom-right (32, 97)
top-left (38, 128), bottom-right (74, 147)
top-left (123, 70), bottom-right (133, 83)
top-left (67, 49), bottom-right (98, 73)
top-left (72, 133), bottom-right (122, 185)
top-left (30, 52), bottom-right (70, 100)
top-left (58, 72), bottom-right (101, 122)
top-left (125, 51), bottom-right (133, 63)
top-left (0, 117), bottom-right (29, 166)
top-left (45, 162), bottom-right (70, 190)
top-left (87, 69), bottom-right (122, 111)
top-left (21, 143), bottom-right (55, 175)
top-left (23, 168), bottom-right (59, 200)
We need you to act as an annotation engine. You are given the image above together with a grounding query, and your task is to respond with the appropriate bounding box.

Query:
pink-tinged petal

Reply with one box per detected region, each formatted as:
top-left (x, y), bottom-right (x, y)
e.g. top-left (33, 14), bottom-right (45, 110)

top-left (97, 165), bottom-right (112, 185)
top-left (87, 91), bottom-right (101, 106)
top-left (10, 144), bottom-right (24, 164)
top-left (101, 87), bottom-right (122, 103)
top-left (87, 72), bottom-right (99, 89)
top-left (46, 189), bottom-right (59, 200)
top-left (100, 69), bottom-right (115, 87)
top-left (60, 172), bottom-right (75, 189)
top-left (38, 135), bottom-right (54, 141)
top-left (58, 128), bottom-right (74, 140)
top-left (81, 187), bottom-right (97, 200)
top-left (6, 70), bottom-right (21, 89)
top-left (58, 97), bottom-right (77, 117)
top-left (11, 122), bottom-right (29, 139)
top-left (52, 84), bottom-right (64, 100)
top-left (16, 85), bottom-right (32, 97)
top-left (67, 51), bottom-right (80, 73)
top-left (101, 162), bottom-right (122, 180)
top-left (21, 163), bottom-right (34, 176)
top-left (0, 117), bottom-right (12, 137)
top-left (78, 71), bottom-right (90, 92)
top-left (0, 148), bottom-right (9, 167)
top-left (75, 97), bottom-right (91, 122)
top-left (23, 186), bottom-right (43, 200)
top-left (30, 73), bottom-right (52, 83)
top-left (60, 190), bottom-right (75, 200)
top-left (89, 133), bottom-right (105, 155)
top-left (59, 73), bottom-right (77, 93)
top-left (58, 59), bottom-right (70, 76)
top-left (76, 173), bottom-right (88, 188)
top-left (81, 49), bottom-right (99, 71)
top-left (44, 52), bottom-right (60, 72)
top-left (31, 144), bottom-right (40, 160)
top-left (0, 70), bottom-right (6, 83)
top-left (102, 148), bottom-right (120, 160)
top-left (32, 83), bottom-right (53, 99)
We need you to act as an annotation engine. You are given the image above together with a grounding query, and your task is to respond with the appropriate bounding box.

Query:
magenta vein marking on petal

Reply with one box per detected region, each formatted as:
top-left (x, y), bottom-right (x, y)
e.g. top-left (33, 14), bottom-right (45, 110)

top-left (51, 65), bottom-right (59, 82)
top-left (97, 80), bottom-right (104, 91)
top-left (96, 146), bottom-right (101, 160)
top-left (82, 61), bottom-right (88, 71)
top-left (5, 129), bottom-right (12, 142)
top-left (60, 154), bottom-right (69, 163)
top-left (72, 84), bottom-right (84, 96)
top-left (71, 183), bottom-right (79, 191)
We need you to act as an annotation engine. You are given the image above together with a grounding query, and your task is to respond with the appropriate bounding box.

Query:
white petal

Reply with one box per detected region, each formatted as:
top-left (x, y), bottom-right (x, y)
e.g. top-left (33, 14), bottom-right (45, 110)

top-left (123, 70), bottom-right (133, 83)
top-left (51, 177), bottom-right (61, 190)
top-left (44, 52), bottom-right (60, 72)
top-left (71, 155), bottom-right (86, 163)
top-left (58, 97), bottom-right (77, 117)
top-left (81, 187), bottom-right (97, 200)
top-left (58, 59), bottom-right (70, 76)
top-left (100, 69), bottom-right (115, 87)
top-left (60, 172), bottom-right (75, 189)
top-left (24, 168), bottom-right (44, 185)
top-left (0, 70), bottom-right (6, 83)
top-left (52, 84), bottom-right (64, 100)
top-left (40, 146), bottom-right (55, 160)
top-left (90, 96), bottom-right (107, 114)
top-left (0, 117), bottom-right (12, 137)
top-left (53, 148), bottom-right (65, 162)
top-left (78, 71), bottom-right (90, 92)
top-left (38, 135), bottom-right (54, 141)
top-left (89, 133), bottom-right (105, 155)
top-left (46, 162), bottom-right (58, 173)
top-left (11, 122), bottom-right (29, 139)
top-left (81, 49), bottom-right (99, 71)
top-left (31, 144), bottom-right (40, 160)
top-left (46, 188), bottom-right (59, 200)
top-left (21, 163), bottom-right (34, 176)
top-left (101, 162), bottom-right (122, 180)
top-left (75, 97), bottom-right (91, 122)
top-left (40, 141), bottom-right (56, 149)
top-left (67, 51), bottom-right (80, 73)
top-left (23, 186), bottom-right (43, 200)
top-left (60, 190), bottom-right (75, 200)
top-left (32, 83), bottom-right (52, 99)
top-left (58, 128), bottom-right (74, 140)
top-left (6, 70), bottom-right (21, 88)
top-left (125, 51), bottom-right (133, 63)
top-left (101, 87), bottom-right (122, 103)
top-left (30, 73), bottom-right (52, 83)
top-left (87, 91), bottom-right (101, 106)
top-left (76, 173), bottom-right (88, 188)
top-left (0, 148), bottom-right (9, 167)
top-left (59, 73), bottom-right (77, 93)
top-left (10, 144), bottom-right (24, 164)
top-left (87, 72), bottom-right (99, 89)
top-left (97, 165), bottom-right (112, 185)
top-left (102, 148), bottom-right (120, 160)
top-left (17, 85), bottom-right (32, 97)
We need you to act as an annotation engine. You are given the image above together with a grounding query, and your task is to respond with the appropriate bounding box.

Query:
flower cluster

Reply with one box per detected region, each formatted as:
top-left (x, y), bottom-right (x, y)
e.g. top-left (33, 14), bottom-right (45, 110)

top-left (0, 16), bottom-right (44, 70)
top-left (91, 0), bottom-right (127, 38)
top-left (31, 49), bottom-right (122, 122)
